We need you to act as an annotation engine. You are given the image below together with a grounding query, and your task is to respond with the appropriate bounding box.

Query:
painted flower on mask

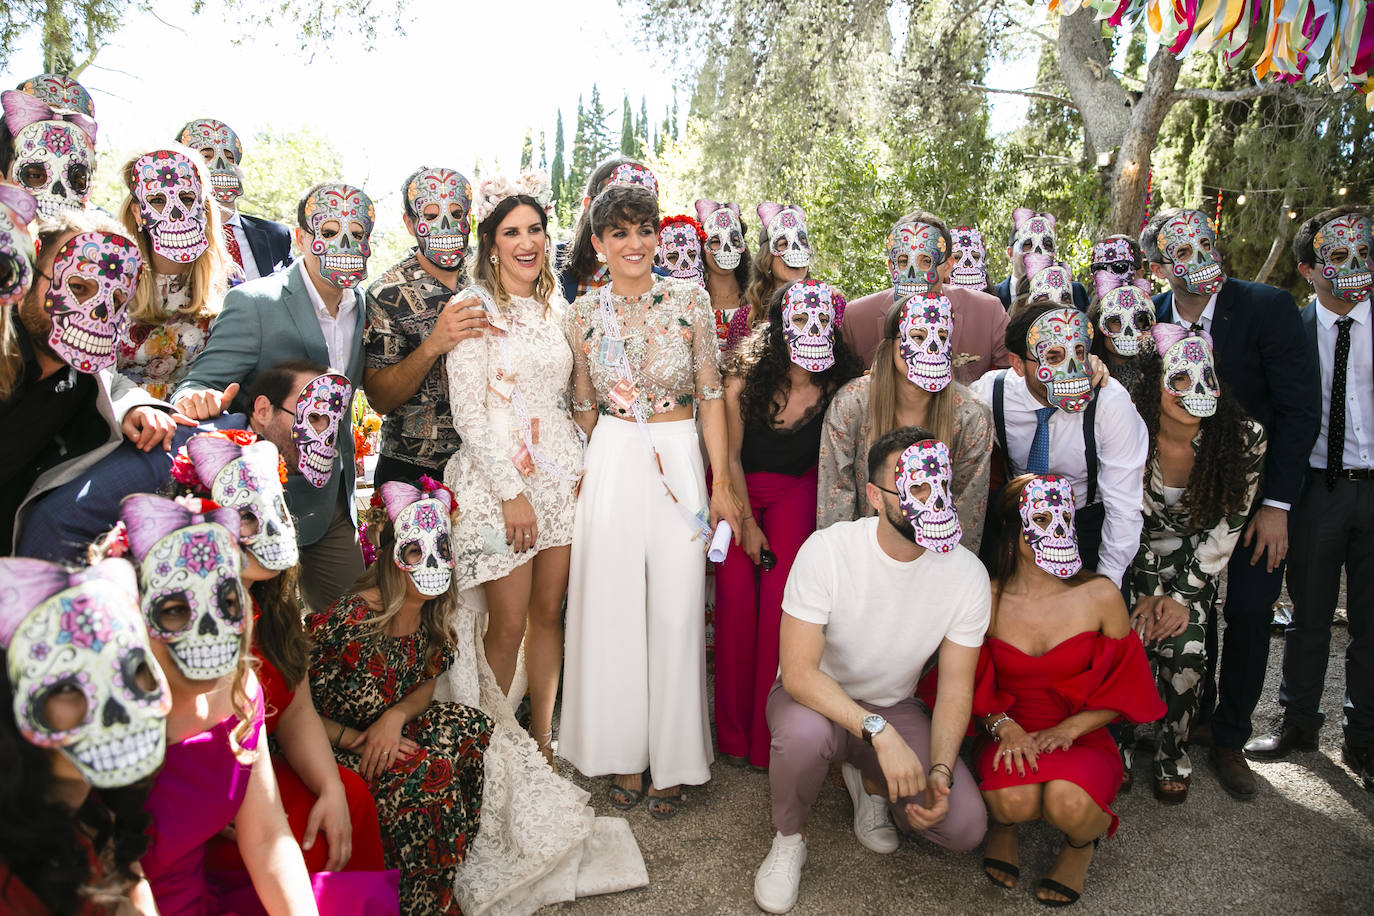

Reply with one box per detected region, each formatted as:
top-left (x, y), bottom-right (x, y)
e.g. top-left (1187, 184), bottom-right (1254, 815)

top-left (179, 531), bottom-right (218, 576)
top-left (41, 124), bottom-right (72, 156)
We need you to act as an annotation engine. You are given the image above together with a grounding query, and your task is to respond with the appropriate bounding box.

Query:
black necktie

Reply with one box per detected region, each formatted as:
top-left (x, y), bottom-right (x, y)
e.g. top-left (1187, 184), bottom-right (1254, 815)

top-left (1327, 316), bottom-right (1354, 490)
top-left (1190, 322), bottom-right (1203, 334)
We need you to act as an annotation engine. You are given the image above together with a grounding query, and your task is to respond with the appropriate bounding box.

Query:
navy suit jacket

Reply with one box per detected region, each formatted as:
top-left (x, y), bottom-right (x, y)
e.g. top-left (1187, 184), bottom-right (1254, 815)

top-left (995, 275), bottom-right (1090, 312)
top-left (240, 213), bottom-right (293, 278)
top-left (1154, 278), bottom-right (1320, 506)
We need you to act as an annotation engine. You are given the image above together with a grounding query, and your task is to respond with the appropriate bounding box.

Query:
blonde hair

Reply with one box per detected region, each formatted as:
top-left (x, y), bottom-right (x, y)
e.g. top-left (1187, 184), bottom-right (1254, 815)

top-left (472, 195), bottom-right (557, 317)
top-left (743, 227), bottom-right (784, 328)
top-left (867, 297), bottom-right (957, 450)
top-left (117, 143), bottom-right (230, 326)
top-left (0, 209), bottom-right (138, 400)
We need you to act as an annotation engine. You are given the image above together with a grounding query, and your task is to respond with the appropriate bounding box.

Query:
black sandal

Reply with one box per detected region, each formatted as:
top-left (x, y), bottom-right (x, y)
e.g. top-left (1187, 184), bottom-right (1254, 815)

top-left (982, 820), bottom-right (1020, 889)
top-left (647, 790), bottom-right (685, 820)
top-left (1035, 836), bottom-right (1100, 908)
top-left (607, 771), bottom-right (647, 810)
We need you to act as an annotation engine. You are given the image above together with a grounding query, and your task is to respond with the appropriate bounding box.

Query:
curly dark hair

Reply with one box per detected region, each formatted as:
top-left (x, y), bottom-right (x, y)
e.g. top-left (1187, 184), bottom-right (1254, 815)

top-left (725, 280), bottom-right (863, 429)
top-left (0, 651), bottom-right (153, 914)
top-left (987, 475), bottom-right (1100, 605)
top-left (1129, 343), bottom-right (1258, 530)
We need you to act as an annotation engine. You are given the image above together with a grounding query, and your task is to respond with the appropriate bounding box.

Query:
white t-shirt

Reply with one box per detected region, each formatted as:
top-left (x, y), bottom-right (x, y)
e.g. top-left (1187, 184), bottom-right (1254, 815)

top-left (782, 517), bottom-right (991, 707)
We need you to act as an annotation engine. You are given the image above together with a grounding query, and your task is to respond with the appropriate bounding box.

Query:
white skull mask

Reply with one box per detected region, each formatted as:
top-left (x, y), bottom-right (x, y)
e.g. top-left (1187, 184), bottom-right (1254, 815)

top-left (304, 184), bottom-right (375, 289)
top-left (758, 203), bottom-right (811, 269)
top-left (782, 280), bottom-right (836, 372)
top-left (123, 495), bottom-right (246, 682)
top-left (655, 217), bottom-right (705, 285)
top-left (292, 374), bottom-right (352, 488)
top-left (1029, 265), bottom-right (1075, 309)
top-left (176, 118), bottom-right (243, 204)
top-left (9, 119), bottom-right (94, 218)
top-left (131, 150), bottom-right (209, 264)
top-left (894, 439), bottom-right (961, 553)
top-left (1027, 307), bottom-right (1093, 413)
top-left (186, 435), bottom-right (298, 572)
top-left (887, 221), bottom-right (947, 298)
top-left (898, 294), bottom-right (952, 392)
top-left (1157, 210), bottom-right (1224, 296)
top-left (949, 226), bottom-right (987, 289)
top-left (407, 167), bottom-right (471, 270)
top-left (695, 200), bottom-right (745, 271)
top-left (1158, 330), bottom-right (1220, 418)
top-left (1097, 286), bottom-right (1155, 357)
top-left (380, 481), bottom-right (456, 597)
top-left (1011, 208), bottom-right (1057, 276)
top-left (1019, 475), bottom-right (1081, 578)
top-left (0, 557), bottom-right (171, 789)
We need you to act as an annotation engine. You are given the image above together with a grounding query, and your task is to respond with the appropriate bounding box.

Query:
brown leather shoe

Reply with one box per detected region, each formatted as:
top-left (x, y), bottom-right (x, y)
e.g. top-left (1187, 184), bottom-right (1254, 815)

top-left (1209, 746), bottom-right (1257, 800)
top-left (1244, 725), bottom-right (1318, 760)
top-left (1187, 720), bottom-right (1213, 747)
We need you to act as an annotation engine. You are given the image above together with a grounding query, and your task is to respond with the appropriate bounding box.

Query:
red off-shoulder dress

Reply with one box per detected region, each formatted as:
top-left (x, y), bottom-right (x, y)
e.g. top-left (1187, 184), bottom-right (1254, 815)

top-left (971, 631), bottom-right (1166, 836)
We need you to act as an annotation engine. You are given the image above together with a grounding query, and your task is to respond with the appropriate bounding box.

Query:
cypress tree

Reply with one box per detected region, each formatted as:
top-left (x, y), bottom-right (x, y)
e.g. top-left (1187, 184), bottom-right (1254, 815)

top-left (620, 93), bottom-right (635, 156)
top-left (551, 109), bottom-right (566, 209)
top-left (520, 128), bottom-right (532, 170)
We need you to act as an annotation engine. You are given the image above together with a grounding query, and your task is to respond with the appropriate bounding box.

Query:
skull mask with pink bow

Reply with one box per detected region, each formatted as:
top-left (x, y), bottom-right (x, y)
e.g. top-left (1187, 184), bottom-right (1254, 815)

top-left (380, 481), bottom-right (456, 597)
top-left (694, 200), bottom-right (745, 271)
top-left (1097, 286), bottom-right (1155, 357)
top-left (186, 434), bottom-right (298, 571)
top-left (1011, 208), bottom-right (1057, 279)
top-left (758, 203), bottom-right (811, 269)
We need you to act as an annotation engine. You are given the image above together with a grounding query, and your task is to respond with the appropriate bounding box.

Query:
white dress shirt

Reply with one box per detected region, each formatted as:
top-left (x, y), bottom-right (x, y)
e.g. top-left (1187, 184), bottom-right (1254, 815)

top-left (222, 211), bottom-right (261, 281)
top-left (1171, 292), bottom-right (1217, 334)
top-left (970, 369), bottom-right (1149, 585)
top-left (1309, 298), bottom-right (1374, 470)
top-left (299, 261), bottom-right (358, 374)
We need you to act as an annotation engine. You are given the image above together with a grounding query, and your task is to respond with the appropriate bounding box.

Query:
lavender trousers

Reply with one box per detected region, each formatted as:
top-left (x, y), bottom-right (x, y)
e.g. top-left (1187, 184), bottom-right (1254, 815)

top-left (766, 684), bottom-right (987, 851)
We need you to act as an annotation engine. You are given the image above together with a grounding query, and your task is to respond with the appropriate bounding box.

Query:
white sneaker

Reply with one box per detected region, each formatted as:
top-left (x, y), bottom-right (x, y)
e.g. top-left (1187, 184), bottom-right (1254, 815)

top-left (841, 762), bottom-right (899, 854)
top-left (753, 831), bottom-right (807, 914)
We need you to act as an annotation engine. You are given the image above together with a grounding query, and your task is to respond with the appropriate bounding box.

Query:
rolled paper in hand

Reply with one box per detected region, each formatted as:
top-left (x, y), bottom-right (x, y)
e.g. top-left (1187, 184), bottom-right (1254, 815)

top-left (707, 520), bottom-right (733, 562)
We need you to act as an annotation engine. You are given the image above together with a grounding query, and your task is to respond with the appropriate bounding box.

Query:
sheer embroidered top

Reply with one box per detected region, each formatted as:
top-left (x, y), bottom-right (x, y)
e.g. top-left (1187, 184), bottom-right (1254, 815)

top-left (565, 276), bottom-right (724, 418)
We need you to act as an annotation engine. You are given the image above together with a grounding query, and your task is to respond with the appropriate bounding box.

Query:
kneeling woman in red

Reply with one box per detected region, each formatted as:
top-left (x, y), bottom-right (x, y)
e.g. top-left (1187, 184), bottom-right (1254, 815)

top-left (975, 474), bottom-right (1164, 907)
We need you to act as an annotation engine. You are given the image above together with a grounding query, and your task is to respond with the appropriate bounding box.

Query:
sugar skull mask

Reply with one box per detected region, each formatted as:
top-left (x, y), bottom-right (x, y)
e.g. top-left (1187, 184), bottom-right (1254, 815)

top-left (122, 495), bottom-right (246, 682)
top-left (303, 183), bottom-right (374, 289)
top-left (894, 439), bottom-right (961, 553)
top-left (43, 231), bottom-right (141, 373)
top-left (1097, 286), bottom-right (1155, 357)
top-left (1154, 325), bottom-right (1219, 418)
top-left (380, 481), bottom-right (455, 597)
top-left (655, 216), bottom-right (706, 285)
top-left (782, 279), bottom-right (836, 372)
top-left (131, 150), bottom-right (209, 264)
top-left (758, 203), bottom-right (811, 269)
top-left (292, 373), bottom-right (352, 488)
top-left (1019, 475), bottom-right (1081, 578)
top-left (18, 74), bottom-right (95, 117)
top-left (694, 199), bottom-right (745, 271)
top-left (176, 118), bottom-right (243, 205)
top-left (898, 294), bottom-right (952, 392)
top-left (407, 167), bottom-right (471, 270)
top-left (949, 226), bottom-right (987, 290)
top-left (0, 558), bottom-right (171, 789)
top-left (2, 91), bottom-right (96, 219)
top-left (1029, 265), bottom-right (1075, 308)
top-left (1027, 307), bottom-right (1093, 413)
top-left (887, 221), bottom-right (946, 298)
top-left (605, 163), bottom-right (658, 197)
top-left (186, 435), bottom-right (298, 572)
top-left (0, 183), bottom-right (37, 309)
top-left (1090, 236), bottom-right (1150, 301)
top-left (1158, 210), bottom-right (1224, 296)
top-left (1313, 212), bottom-right (1373, 303)
top-left (1011, 208), bottom-right (1056, 278)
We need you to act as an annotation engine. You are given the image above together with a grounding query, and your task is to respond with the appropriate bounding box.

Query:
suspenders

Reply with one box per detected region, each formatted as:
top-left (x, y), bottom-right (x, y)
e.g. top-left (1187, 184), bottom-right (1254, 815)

top-left (992, 370), bottom-right (1099, 506)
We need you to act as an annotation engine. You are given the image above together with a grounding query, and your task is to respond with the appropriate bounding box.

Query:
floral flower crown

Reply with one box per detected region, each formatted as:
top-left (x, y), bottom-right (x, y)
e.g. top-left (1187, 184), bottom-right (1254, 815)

top-left (357, 475), bottom-right (456, 566)
top-left (659, 213), bottom-right (707, 244)
top-left (473, 170), bottom-right (554, 226)
top-left (170, 429), bottom-right (288, 494)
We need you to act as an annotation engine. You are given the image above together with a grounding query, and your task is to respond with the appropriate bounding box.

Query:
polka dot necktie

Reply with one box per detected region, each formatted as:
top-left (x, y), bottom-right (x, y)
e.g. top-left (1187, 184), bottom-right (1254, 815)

top-left (1327, 316), bottom-right (1354, 490)
top-left (1027, 406), bottom-right (1055, 475)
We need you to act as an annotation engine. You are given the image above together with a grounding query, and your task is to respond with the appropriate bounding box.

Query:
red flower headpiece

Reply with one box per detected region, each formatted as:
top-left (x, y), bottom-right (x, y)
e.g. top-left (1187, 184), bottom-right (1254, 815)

top-left (659, 213), bottom-right (707, 244)
top-left (171, 429), bottom-right (288, 493)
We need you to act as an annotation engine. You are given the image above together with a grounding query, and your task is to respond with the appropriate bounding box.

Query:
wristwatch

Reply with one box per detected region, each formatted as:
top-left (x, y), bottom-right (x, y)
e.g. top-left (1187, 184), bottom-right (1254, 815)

top-left (861, 714), bottom-right (888, 745)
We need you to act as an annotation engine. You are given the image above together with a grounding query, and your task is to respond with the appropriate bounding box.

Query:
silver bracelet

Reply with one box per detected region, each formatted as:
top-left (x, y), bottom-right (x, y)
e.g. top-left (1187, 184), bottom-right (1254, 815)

top-left (987, 713), bottom-right (1012, 741)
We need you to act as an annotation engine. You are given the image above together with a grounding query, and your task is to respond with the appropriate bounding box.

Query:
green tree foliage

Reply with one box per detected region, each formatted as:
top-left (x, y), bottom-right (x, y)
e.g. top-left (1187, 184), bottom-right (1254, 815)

top-left (568, 95), bottom-right (591, 209)
top-left (520, 128), bottom-right (533, 170)
top-left (551, 109), bottom-right (567, 221)
top-left (620, 93), bottom-right (635, 156)
top-left (0, 0), bottom-right (125, 75)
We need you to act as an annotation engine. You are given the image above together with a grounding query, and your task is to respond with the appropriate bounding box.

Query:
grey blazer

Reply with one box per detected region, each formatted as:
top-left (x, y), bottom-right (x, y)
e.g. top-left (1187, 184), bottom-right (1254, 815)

top-left (173, 260), bottom-right (366, 545)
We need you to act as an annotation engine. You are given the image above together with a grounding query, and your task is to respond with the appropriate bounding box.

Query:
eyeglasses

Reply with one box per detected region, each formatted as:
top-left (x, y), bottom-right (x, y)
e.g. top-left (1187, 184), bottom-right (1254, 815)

top-left (871, 484), bottom-right (900, 497)
top-left (1090, 260), bottom-right (1134, 274)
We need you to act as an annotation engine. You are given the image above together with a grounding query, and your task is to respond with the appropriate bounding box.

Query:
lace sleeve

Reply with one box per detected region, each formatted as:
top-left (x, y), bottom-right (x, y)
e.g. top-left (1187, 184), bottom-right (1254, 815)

top-left (446, 333), bottom-right (526, 502)
top-left (688, 285), bottom-right (723, 401)
top-left (564, 304), bottom-right (598, 413)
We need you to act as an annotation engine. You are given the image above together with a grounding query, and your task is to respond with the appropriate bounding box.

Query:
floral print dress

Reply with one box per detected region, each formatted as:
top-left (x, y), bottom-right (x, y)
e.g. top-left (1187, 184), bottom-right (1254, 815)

top-left (117, 273), bottom-right (214, 400)
top-left (308, 594), bottom-right (493, 916)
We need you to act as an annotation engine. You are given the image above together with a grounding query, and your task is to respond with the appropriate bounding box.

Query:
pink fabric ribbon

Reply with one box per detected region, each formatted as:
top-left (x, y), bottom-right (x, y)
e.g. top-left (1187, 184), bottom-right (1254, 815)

top-left (0, 557), bottom-right (137, 647)
top-left (378, 480), bottom-right (453, 522)
top-left (121, 493), bottom-right (241, 562)
top-left (1, 89), bottom-right (98, 146)
top-left (0, 182), bottom-right (37, 224)
top-left (1150, 322), bottom-right (1213, 353)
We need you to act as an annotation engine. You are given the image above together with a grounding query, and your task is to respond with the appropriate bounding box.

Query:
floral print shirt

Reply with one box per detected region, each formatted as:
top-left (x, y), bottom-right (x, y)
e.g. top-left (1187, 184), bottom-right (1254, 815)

top-left (117, 273), bottom-right (214, 401)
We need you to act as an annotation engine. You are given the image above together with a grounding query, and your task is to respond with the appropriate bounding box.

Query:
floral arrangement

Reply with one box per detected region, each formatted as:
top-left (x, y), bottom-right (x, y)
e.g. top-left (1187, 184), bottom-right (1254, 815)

top-left (356, 475), bottom-right (456, 567)
top-left (352, 391), bottom-right (382, 476)
top-left (170, 428), bottom-right (287, 493)
top-left (473, 170), bottom-right (554, 226)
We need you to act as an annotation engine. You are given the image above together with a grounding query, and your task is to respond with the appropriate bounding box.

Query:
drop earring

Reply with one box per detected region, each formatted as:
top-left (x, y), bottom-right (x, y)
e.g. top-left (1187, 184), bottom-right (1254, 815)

top-left (490, 253), bottom-right (499, 264)
top-left (595, 252), bottom-right (606, 263)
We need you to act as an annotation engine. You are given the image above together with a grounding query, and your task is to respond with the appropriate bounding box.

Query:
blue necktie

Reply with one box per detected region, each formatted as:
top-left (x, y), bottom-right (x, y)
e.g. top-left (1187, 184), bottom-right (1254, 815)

top-left (1027, 406), bottom-right (1055, 475)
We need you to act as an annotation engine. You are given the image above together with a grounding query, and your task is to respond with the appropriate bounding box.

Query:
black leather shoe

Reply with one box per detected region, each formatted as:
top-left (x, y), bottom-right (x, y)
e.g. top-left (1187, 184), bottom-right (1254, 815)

top-left (1342, 741), bottom-right (1374, 792)
top-left (1187, 720), bottom-right (1213, 747)
top-left (1245, 725), bottom-right (1318, 760)
top-left (1209, 746), bottom-right (1257, 800)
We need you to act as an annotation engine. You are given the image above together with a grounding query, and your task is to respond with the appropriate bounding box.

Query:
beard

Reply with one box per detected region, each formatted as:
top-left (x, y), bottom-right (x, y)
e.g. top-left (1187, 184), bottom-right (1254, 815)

top-left (884, 503), bottom-right (919, 545)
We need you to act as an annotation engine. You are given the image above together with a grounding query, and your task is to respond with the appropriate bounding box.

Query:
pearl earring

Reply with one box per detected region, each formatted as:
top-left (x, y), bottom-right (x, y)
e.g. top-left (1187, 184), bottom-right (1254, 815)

top-left (595, 252), bottom-right (607, 263)
top-left (490, 253), bottom-right (499, 264)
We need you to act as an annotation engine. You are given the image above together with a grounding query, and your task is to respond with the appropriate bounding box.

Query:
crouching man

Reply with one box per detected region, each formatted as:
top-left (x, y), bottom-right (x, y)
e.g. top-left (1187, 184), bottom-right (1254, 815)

top-left (754, 426), bottom-right (991, 914)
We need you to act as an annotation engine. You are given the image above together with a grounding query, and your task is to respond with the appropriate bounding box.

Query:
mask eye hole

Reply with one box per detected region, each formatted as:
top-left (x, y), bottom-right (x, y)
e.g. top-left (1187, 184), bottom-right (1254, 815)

top-left (152, 593), bottom-right (192, 632)
top-left (67, 165), bottom-right (89, 194)
top-left (908, 482), bottom-right (931, 502)
top-left (178, 190), bottom-right (197, 209)
top-left (438, 533), bottom-right (452, 562)
top-left (122, 647), bottom-right (160, 699)
top-left (1043, 345), bottom-right (1066, 367)
top-left (0, 254), bottom-right (21, 293)
top-left (19, 163), bottom-right (48, 188)
top-left (1031, 510), bottom-right (1052, 531)
top-left (36, 679), bottom-right (88, 732)
top-left (1104, 316), bottom-right (1124, 334)
top-left (790, 313), bottom-right (807, 330)
top-left (401, 542), bottom-right (423, 566)
top-left (1174, 244), bottom-right (1193, 262)
top-left (1168, 372), bottom-right (1192, 393)
top-left (1043, 239), bottom-right (1056, 253)
top-left (1203, 366), bottom-right (1218, 389)
top-left (238, 508), bottom-right (260, 538)
top-left (1133, 312), bottom-right (1154, 331)
top-left (145, 193), bottom-right (167, 214)
top-left (217, 578), bottom-right (243, 621)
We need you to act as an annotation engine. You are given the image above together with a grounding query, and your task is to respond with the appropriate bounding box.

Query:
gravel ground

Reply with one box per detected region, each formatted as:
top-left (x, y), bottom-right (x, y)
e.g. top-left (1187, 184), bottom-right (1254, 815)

top-left (543, 590), bottom-right (1371, 915)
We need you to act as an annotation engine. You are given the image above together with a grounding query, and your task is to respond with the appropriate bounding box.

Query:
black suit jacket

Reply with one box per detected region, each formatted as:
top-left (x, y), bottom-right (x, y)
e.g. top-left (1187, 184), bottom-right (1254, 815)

top-left (239, 213), bottom-right (293, 278)
top-left (1154, 278), bottom-right (1320, 506)
top-left (994, 275), bottom-right (1090, 312)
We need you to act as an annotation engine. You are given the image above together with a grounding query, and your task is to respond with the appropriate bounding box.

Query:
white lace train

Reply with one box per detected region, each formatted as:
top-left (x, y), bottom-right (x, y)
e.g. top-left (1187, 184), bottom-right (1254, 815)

top-left (435, 588), bottom-right (648, 915)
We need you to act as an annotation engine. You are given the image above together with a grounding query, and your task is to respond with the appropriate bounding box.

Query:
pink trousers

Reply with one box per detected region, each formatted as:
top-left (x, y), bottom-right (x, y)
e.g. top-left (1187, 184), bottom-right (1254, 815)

top-left (712, 467), bottom-right (818, 768)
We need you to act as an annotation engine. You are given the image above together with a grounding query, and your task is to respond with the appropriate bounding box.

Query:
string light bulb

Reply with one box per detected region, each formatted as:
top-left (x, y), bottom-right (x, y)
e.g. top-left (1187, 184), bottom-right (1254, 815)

top-left (1289, 211), bottom-right (1298, 219)
top-left (1236, 194), bottom-right (1247, 205)
top-left (1339, 186), bottom-right (1348, 196)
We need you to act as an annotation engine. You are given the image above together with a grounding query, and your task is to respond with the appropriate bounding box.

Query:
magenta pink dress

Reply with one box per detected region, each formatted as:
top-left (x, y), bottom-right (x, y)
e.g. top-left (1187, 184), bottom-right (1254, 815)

top-left (142, 688), bottom-right (399, 915)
